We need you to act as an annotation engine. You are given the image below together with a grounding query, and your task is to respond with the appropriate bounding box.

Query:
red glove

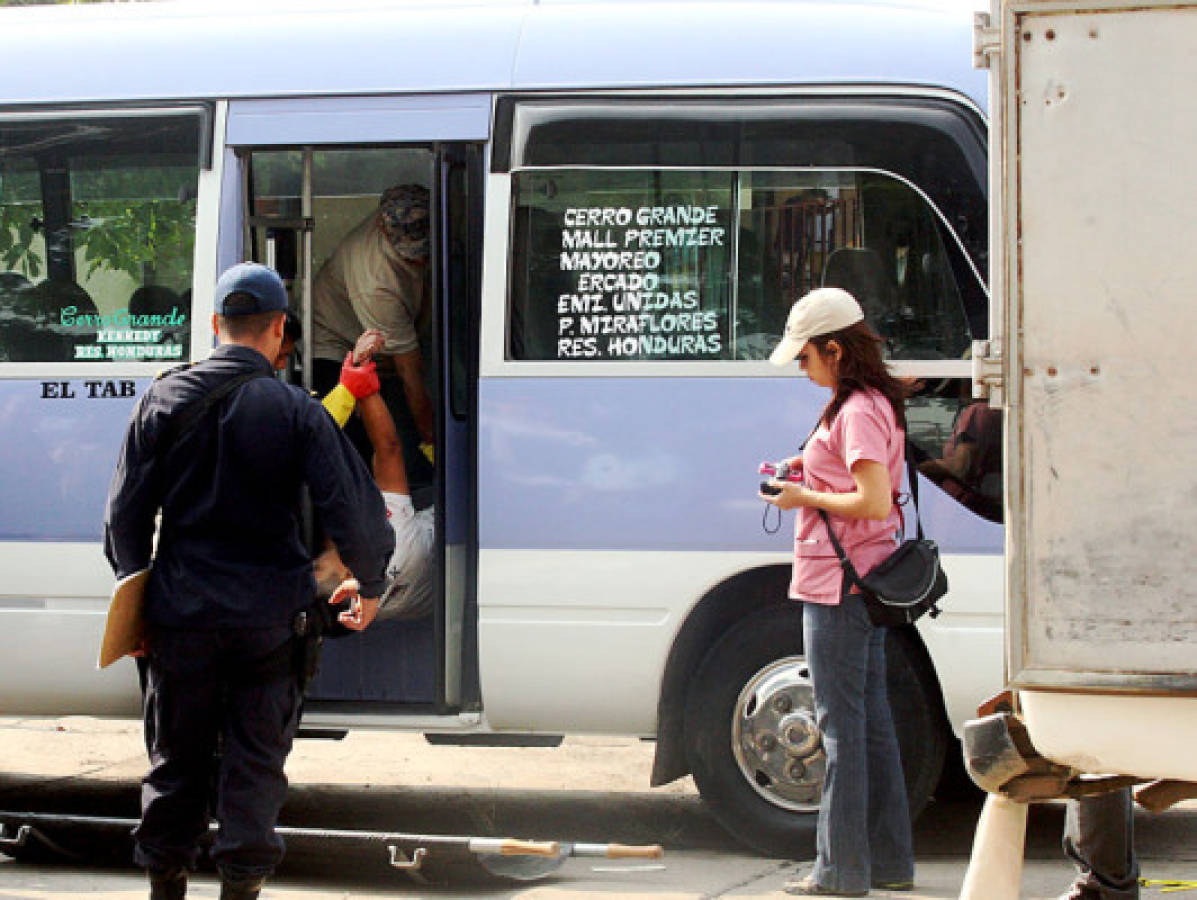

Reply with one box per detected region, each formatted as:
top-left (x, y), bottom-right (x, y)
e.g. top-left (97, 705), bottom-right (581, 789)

top-left (339, 352), bottom-right (379, 399)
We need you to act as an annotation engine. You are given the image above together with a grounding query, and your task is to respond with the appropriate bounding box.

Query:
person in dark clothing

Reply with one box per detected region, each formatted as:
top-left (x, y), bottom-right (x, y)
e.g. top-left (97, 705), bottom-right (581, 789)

top-left (1058, 790), bottom-right (1140, 900)
top-left (103, 262), bottom-right (393, 900)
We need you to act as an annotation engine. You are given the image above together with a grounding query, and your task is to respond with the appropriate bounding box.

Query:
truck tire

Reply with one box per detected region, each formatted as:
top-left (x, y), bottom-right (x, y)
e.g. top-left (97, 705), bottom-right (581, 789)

top-left (683, 603), bottom-right (948, 858)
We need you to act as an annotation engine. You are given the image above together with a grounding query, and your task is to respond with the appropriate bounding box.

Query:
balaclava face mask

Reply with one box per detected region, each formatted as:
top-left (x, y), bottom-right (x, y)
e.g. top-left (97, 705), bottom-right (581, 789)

top-left (378, 184), bottom-right (430, 263)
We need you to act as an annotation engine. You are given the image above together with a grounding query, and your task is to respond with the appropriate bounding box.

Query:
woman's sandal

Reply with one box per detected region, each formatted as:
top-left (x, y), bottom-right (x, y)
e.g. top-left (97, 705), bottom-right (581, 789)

top-left (783, 874), bottom-right (868, 897)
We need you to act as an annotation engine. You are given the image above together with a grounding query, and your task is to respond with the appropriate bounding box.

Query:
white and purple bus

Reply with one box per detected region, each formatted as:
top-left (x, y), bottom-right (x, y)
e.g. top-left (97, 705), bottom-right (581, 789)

top-left (0, 0), bottom-right (1000, 855)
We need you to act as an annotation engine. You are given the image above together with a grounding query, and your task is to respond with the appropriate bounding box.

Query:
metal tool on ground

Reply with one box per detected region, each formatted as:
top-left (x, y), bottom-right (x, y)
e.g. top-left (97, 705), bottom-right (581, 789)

top-left (0, 810), bottom-right (663, 884)
top-left (486, 840), bottom-right (665, 881)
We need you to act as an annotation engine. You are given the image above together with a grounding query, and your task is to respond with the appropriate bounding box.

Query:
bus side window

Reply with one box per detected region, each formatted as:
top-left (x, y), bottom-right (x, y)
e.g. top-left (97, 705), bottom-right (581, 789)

top-left (508, 205), bottom-right (571, 360)
top-left (0, 112), bottom-right (201, 364)
top-left (506, 166), bottom-right (978, 364)
top-left (501, 99), bottom-right (988, 367)
top-left (736, 172), bottom-right (975, 362)
top-left (507, 169), bottom-right (734, 363)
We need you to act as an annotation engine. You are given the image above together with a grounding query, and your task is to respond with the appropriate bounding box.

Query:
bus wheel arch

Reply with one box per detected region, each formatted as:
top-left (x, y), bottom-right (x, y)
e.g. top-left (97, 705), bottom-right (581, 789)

top-left (650, 565), bottom-right (792, 789)
top-left (660, 591), bottom-right (953, 858)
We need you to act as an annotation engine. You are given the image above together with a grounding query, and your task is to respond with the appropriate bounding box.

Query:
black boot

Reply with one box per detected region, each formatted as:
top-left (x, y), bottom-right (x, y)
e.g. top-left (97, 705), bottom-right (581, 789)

top-left (148, 867), bottom-right (187, 900)
top-left (218, 875), bottom-right (265, 900)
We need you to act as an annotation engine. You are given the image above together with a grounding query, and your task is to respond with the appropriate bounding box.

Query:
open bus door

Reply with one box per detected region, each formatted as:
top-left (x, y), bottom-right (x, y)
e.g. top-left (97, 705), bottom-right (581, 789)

top-left (226, 99), bottom-right (486, 722)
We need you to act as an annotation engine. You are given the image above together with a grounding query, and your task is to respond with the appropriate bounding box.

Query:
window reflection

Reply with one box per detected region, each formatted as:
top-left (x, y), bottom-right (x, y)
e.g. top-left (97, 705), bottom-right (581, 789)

top-left (906, 377), bottom-right (1003, 523)
top-left (0, 114), bottom-right (199, 363)
top-left (508, 168), bottom-right (979, 363)
top-left (735, 171), bottom-right (972, 361)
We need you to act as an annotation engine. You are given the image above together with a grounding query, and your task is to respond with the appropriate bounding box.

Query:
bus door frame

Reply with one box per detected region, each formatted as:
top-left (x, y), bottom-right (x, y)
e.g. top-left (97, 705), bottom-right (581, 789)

top-left (224, 93), bottom-right (492, 713)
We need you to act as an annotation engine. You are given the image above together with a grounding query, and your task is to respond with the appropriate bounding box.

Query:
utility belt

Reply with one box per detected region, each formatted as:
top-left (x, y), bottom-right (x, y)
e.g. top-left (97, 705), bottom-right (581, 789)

top-left (220, 615), bottom-right (320, 690)
top-left (142, 608), bottom-right (342, 694)
top-left (290, 603), bottom-right (329, 694)
top-left (290, 597), bottom-right (353, 693)
top-left (226, 602), bottom-right (338, 692)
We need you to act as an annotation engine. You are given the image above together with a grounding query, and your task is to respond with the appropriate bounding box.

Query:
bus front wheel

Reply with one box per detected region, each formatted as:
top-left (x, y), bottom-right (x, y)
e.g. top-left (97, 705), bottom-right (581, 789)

top-left (682, 603), bottom-right (948, 858)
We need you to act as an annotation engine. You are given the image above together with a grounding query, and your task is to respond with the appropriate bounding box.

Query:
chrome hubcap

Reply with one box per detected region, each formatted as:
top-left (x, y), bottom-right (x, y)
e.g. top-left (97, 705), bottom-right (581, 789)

top-left (732, 656), bottom-right (825, 811)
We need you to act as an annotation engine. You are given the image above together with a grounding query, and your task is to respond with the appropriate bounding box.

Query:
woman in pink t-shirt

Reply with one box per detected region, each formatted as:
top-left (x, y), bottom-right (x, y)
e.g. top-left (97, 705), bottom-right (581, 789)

top-left (761, 287), bottom-right (914, 897)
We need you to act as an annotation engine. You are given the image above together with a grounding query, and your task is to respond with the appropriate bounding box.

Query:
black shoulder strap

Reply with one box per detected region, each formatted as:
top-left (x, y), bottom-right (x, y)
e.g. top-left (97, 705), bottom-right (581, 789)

top-left (905, 442), bottom-right (925, 541)
top-left (156, 370), bottom-right (272, 459)
top-left (818, 507), bottom-right (865, 589)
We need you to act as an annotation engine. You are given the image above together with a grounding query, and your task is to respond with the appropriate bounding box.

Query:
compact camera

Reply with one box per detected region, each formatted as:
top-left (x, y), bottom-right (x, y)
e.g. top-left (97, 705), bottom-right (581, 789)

top-left (758, 460), bottom-right (803, 496)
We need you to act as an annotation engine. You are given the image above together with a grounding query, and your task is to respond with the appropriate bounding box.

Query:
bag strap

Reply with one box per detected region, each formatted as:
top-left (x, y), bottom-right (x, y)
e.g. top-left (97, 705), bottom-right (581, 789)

top-left (815, 438), bottom-right (923, 589)
top-left (817, 507), bottom-right (867, 590)
top-left (905, 444), bottom-right (925, 541)
top-left (156, 369), bottom-right (272, 459)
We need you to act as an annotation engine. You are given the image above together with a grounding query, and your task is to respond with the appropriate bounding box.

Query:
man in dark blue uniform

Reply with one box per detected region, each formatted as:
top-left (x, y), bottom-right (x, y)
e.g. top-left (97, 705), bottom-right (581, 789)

top-left (103, 263), bottom-right (393, 900)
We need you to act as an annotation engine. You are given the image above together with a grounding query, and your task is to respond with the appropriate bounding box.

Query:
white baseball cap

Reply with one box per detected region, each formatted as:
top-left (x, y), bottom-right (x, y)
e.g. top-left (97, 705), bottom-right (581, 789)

top-left (768, 287), bottom-right (864, 366)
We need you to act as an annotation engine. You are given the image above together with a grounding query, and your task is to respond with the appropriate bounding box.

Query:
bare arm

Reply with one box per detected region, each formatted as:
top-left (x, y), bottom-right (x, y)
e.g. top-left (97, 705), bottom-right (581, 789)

top-left (919, 442), bottom-right (975, 483)
top-left (380, 349), bottom-right (434, 445)
top-left (357, 391), bottom-right (409, 495)
top-left (762, 459), bottom-right (893, 521)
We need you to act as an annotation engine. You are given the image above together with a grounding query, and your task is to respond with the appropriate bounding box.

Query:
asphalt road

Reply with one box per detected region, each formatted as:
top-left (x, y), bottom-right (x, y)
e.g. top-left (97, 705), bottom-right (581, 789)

top-left (0, 717), bottom-right (1194, 898)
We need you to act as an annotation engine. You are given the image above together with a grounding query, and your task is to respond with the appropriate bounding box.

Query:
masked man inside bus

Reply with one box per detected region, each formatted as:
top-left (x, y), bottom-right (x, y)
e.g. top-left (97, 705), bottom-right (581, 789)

top-left (103, 263), bottom-right (393, 900)
top-left (311, 183), bottom-right (435, 495)
top-left (313, 332), bottom-right (436, 623)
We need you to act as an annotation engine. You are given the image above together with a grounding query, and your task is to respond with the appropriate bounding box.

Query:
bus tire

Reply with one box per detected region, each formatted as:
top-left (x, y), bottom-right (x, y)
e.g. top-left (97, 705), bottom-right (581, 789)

top-left (682, 603), bottom-right (948, 858)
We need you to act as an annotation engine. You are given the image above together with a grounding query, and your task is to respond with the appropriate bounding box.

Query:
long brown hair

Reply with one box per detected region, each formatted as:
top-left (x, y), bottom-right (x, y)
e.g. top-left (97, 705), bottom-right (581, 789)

top-left (809, 322), bottom-right (908, 431)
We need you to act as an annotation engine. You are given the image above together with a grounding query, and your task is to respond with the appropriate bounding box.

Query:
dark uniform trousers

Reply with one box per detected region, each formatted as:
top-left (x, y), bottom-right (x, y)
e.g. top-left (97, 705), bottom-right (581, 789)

top-left (135, 624), bottom-right (300, 880)
top-left (1062, 788), bottom-right (1140, 899)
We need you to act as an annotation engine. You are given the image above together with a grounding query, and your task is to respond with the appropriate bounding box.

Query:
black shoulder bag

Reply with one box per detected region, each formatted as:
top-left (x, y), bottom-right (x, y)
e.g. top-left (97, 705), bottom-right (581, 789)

top-left (817, 448), bottom-right (949, 627)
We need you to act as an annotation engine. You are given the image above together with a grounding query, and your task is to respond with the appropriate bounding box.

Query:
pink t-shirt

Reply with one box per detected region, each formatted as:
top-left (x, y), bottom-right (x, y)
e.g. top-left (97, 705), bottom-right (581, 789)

top-left (790, 389), bottom-right (904, 605)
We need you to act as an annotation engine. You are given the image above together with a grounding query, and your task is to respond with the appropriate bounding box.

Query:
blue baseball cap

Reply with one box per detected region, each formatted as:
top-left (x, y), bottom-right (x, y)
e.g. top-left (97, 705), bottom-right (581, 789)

top-left (214, 262), bottom-right (289, 316)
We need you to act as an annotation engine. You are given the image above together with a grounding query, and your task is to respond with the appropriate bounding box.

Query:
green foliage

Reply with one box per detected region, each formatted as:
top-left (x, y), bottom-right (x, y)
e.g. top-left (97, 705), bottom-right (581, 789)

top-left (0, 113), bottom-right (198, 286)
top-left (0, 203), bottom-right (43, 278)
top-left (74, 199), bottom-right (196, 282)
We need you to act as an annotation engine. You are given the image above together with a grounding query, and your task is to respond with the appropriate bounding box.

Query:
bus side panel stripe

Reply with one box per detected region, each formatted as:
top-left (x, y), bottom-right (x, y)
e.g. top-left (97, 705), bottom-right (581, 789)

top-left (477, 376), bottom-right (1004, 554)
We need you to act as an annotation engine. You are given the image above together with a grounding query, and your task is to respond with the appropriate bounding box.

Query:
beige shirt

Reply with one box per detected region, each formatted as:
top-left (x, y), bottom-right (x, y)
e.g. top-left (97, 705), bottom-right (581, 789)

top-left (311, 212), bottom-right (427, 362)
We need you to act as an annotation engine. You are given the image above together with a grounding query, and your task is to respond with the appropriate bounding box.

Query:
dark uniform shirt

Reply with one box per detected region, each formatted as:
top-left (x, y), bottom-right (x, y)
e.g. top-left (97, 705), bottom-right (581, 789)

top-left (103, 343), bottom-right (393, 629)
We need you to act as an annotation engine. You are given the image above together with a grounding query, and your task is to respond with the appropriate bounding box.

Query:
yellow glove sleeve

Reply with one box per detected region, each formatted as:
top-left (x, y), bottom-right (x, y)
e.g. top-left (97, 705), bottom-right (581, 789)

top-left (321, 383), bottom-right (357, 428)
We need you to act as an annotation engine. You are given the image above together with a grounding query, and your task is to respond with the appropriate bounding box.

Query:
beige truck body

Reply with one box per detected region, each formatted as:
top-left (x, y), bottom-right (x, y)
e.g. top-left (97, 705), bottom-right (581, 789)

top-left (980, 0), bottom-right (1197, 780)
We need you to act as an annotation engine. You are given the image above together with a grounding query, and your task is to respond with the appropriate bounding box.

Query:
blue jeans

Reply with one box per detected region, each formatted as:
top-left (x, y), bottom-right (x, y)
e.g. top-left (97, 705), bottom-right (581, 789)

top-left (803, 588), bottom-right (914, 893)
